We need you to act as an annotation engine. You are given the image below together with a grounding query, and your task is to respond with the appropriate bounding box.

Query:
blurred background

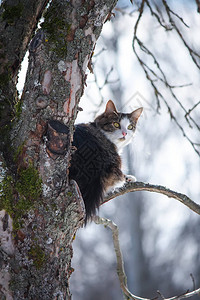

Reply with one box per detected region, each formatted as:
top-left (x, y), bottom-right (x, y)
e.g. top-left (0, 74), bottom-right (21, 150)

top-left (69, 0), bottom-right (200, 299)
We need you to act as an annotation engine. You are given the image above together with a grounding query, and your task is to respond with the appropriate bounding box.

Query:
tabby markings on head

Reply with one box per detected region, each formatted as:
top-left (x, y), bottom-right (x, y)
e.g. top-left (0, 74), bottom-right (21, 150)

top-left (95, 100), bottom-right (143, 152)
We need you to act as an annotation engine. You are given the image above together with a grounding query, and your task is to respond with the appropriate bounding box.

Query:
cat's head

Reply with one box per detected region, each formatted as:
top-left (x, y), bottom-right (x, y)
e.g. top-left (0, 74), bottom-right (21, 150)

top-left (95, 100), bottom-right (143, 151)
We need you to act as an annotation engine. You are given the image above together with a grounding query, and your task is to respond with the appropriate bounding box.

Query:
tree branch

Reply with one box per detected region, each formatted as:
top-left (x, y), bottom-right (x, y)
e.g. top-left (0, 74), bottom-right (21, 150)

top-left (132, 0), bottom-right (200, 157)
top-left (102, 181), bottom-right (200, 216)
top-left (93, 216), bottom-right (130, 300)
top-left (94, 216), bottom-right (200, 300)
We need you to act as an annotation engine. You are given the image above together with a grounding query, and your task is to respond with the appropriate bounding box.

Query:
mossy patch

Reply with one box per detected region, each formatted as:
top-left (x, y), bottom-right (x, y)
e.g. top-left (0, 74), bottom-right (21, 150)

top-left (0, 165), bottom-right (42, 230)
top-left (14, 99), bottom-right (22, 120)
top-left (13, 142), bottom-right (25, 163)
top-left (0, 175), bottom-right (14, 216)
top-left (16, 166), bottom-right (42, 201)
top-left (41, 3), bottom-right (71, 57)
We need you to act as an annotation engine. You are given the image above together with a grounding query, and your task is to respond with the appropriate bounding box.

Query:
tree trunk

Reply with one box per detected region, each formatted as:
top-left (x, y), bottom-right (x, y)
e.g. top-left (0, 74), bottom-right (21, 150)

top-left (0, 0), bottom-right (117, 299)
top-left (0, 0), bottom-right (49, 129)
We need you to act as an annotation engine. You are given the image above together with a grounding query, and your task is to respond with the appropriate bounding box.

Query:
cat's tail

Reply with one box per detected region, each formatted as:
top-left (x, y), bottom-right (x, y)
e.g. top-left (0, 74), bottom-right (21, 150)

top-left (81, 178), bottom-right (104, 223)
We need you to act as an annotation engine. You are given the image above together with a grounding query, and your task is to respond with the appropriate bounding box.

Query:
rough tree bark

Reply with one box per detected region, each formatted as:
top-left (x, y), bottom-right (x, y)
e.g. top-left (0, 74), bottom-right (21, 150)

top-left (0, 0), bottom-right (117, 299)
top-left (0, 0), bottom-right (49, 128)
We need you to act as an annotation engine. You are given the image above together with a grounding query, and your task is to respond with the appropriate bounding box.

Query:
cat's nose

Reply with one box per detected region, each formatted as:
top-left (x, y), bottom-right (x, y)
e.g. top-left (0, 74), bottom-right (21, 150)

top-left (122, 131), bottom-right (127, 137)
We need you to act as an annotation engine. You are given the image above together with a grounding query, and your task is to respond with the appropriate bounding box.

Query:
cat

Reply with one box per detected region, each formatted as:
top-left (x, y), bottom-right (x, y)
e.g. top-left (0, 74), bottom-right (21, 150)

top-left (69, 100), bottom-right (143, 222)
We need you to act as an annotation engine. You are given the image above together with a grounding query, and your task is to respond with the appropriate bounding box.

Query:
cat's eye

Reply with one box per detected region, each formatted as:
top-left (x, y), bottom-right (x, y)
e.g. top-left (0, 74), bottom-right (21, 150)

top-left (128, 124), bottom-right (133, 130)
top-left (113, 122), bottom-right (120, 128)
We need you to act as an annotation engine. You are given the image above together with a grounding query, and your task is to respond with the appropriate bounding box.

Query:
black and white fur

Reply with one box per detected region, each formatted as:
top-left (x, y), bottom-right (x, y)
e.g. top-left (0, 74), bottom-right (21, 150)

top-left (69, 100), bottom-right (143, 221)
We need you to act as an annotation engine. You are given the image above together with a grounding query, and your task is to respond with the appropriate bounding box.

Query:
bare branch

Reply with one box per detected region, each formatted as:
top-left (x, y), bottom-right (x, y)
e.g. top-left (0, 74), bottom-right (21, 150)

top-left (185, 100), bottom-right (200, 118)
top-left (190, 274), bottom-right (196, 291)
top-left (102, 181), bottom-right (200, 216)
top-left (94, 216), bottom-right (200, 300)
top-left (145, 0), bottom-right (173, 30)
top-left (162, 0), bottom-right (200, 68)
top-left (132, 0), bottom-right (200, 156)
top-left (93, 47), bottom-right (107, 57)
top-left (164, 288), bottom-right (200, 300)
top-left (165, 5), bottom-right (189, 28)
top-left (93, 216), bottom-right (139, 300)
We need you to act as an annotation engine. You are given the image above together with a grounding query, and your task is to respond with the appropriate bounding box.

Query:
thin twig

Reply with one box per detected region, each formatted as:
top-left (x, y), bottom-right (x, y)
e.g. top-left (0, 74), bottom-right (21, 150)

top-left (162, 0), bottom-right (200, 66)
top-left (132, 0), bottom-right (200, 157)
top-left (190, 274), bottom-right (196, 291)
top-left (145, 0), bottom-right (172, 30)
top-left (93, 47), bottom-right (107, 58)
top-left (185, 101), bottom-right (200, 118)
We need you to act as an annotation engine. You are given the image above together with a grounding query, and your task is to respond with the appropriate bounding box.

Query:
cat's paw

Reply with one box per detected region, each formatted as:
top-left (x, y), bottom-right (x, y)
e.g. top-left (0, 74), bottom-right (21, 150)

top-left (125, 175), bottom-right (136, 182)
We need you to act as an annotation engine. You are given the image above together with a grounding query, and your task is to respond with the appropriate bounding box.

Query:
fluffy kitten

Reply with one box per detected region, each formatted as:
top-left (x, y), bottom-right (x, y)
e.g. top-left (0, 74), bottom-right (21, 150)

top-left (69, 100), bottom-right (143, 221)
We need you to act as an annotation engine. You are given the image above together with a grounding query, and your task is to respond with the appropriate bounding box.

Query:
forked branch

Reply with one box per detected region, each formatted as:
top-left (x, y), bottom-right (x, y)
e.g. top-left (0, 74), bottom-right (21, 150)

top-left (94, 216), bottom-right (200, 300)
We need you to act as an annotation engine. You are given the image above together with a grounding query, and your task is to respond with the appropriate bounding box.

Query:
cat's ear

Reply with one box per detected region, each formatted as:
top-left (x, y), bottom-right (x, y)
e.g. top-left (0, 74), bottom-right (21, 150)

top-left (130, 107), bottom-right (143, 122)
top-left (105, 100), bottom-right (118, 114)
